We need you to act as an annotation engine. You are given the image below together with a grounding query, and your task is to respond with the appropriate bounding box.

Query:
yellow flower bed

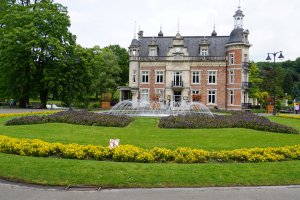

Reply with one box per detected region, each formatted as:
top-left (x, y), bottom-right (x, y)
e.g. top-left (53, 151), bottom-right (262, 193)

top-left (0, 111), bottom-right (60, 118)
top-left (0, 135), bottom-right (299, 163)
top-left (277, 114), bottom-right (300, 119)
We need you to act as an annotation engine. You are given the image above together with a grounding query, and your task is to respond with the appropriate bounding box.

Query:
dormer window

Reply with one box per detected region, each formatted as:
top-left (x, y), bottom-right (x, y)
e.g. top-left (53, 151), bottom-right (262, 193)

top-left (149, 49), bottom-right (156, 56)
top-left (148, 37), bottom-right (158, 57)
top-left (200, 48), bottom-right (209, 56)
top-left (199, 37), bottom-right (209, 56)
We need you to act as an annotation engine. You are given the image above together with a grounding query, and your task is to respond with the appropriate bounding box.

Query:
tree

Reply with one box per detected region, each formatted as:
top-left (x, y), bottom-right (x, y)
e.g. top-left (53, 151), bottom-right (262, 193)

top-left (257, 63), bottom-right (285, 98)
top-left (292, 83), bottom-right (300, 99)
top-left (283, 72), bottom-right (294, 95)
top-left (105, 45), bottom-right (129, 86)
top-left (249, 62), bottom-right (263, 98)
top-left (0, 0), bottom-right (75, 107)
top-left (253, 91), bottom-right (269, 110)
top-left (57, 45), bottom-right (94, 108)
top-left (294, 57), bottom-right (300, 73)
top-left (90, 46), bottom-right (121, 99)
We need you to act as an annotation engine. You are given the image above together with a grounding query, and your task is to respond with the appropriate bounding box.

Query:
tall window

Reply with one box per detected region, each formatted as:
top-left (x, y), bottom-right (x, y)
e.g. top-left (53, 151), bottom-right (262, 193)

top-left (173, 71), bottom-right (182, 86)
top-left (132, 70), bottom-right (137, 83)
top-left (229, 69), bottom-right (234, 84)
top-left (192, 71), bottom-right (200, 84)
top-left (156, 71), bottom-right (164, 83)
top-left (208, 71), bottom-right (217, 84)
top-left (155, 89), bottom-right (164, 101)
top-left (229, 54), bottom-right (234, 65)
top-left (230, 90), bottom-right (234, 105)
top-left (141, 71), bottom-right (149, 83)
top-left (140, 89), bottom-right (149, 102)
top-left (244, 54), bottom-right (248, 62)
top-left (208, 90), bottom-right (216, 104)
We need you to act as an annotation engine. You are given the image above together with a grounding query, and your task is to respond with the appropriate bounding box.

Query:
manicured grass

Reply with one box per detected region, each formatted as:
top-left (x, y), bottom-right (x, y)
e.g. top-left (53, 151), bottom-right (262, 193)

top-left (0, 117), bottom-right (300, 151)
top-left (1, 153), bottom-right (300, 187)
top-left (269, 116), bottom-right (300, 130)
top-left (0, 115), bottom-right (300, 187)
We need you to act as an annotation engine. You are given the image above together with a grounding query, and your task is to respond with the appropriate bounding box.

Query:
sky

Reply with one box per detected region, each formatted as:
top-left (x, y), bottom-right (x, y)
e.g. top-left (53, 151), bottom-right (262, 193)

top-left (55, 0), bottom-right (300, 62)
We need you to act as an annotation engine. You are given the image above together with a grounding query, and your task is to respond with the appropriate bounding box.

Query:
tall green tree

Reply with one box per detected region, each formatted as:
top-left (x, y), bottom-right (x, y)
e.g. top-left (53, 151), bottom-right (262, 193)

top-left (249, 62), bottom-right (263, 98)
top-left (105, 45), bottom-right (129, 86)
top-left (292, 83), bottom-right (300, 99)
top-left (57, 45), bottom-right (94, 107)
top-left (0, 0), bottom-right (75, 107)
top-left (257, 62), bottom-right (285, 98)
top-left (90, 46), bottom-right (121, 99)
top-left (283, 72), bottom-right (294, 96)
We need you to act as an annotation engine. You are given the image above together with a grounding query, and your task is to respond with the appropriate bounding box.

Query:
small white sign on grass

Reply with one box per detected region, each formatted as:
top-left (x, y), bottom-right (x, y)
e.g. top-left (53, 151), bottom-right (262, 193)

top-left (109, 139), bottom-right (120, 149)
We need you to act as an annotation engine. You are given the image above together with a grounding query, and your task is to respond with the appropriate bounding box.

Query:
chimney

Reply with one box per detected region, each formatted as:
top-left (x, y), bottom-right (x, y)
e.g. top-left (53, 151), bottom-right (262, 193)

top-left (138, 30), bottom-right (144, 39)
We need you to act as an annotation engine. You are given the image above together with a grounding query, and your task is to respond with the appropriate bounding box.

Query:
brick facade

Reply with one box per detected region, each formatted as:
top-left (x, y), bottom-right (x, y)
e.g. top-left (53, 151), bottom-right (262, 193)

top-left (123, 6), bottom-right (251, 110)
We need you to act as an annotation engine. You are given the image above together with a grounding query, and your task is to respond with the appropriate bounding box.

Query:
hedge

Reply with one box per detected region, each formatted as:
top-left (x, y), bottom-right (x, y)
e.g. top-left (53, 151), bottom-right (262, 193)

top-left (1, 135), bottom-right (300, 164)
top-left (5, 110), bottom-right (133, 127)
top-left (159, 112), bottom-right (299, 134)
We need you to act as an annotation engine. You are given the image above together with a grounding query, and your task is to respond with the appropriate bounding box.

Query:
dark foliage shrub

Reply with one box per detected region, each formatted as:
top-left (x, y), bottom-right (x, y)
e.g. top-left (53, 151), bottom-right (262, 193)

top-left (158, 112), bottom-right (299, 134)
top-left (5, 110), bottom-right (132, 127)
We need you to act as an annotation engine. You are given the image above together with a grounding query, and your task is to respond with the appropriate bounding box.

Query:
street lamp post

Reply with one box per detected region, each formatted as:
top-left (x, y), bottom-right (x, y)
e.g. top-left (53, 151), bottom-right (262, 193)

top-left (266, 51), bottom-right (284, 116)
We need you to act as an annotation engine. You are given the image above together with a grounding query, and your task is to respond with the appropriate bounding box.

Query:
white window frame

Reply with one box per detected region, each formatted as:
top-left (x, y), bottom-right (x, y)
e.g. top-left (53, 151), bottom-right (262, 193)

top-left (229, 69), bottom-right (234, 84)
top-left (155, 88), bottom-right (164, 102)
top-left (132, 49), bottom-right (136, 56)
top-left (132, 70), bottom-right (137, 83)
top-left (155, 71), bottom-right (164, 84)
top-left (200, 48), bottom-right (208, 56)
top-left (244, 54), bottom-right (248, 62)
top-left (207, 90), bottom-right (217, 105)
top-left (208, 70), bottom-right (217, 84)
top-left (192, 71), bottom-right (201, 84)
top-left (149, 49), bottom-right (156, 56)
top-left (141, 71), bottom-right (149, 83)
top-left (140, 88), bottom-right (149, 102)
top-left (229, 53), bottom-right (234, 65)
top-left (229, 90), bottom-right (234, 105)
top-left (173, 71), bottom-right (183, 86)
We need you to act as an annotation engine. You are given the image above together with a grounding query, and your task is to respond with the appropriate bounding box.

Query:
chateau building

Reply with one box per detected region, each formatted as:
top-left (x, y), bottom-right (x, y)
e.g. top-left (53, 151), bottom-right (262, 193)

top-left (121, 6), bottom-right (251, 110)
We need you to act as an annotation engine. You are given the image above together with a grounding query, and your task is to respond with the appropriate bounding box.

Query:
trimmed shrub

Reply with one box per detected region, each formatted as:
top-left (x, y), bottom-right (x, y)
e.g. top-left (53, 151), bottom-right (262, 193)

top-left (150, 147), bottom-right (175, 162)
top-left (158, 112), bottom-right (299, 134)
top-left (112, 145), bottom-right (145, 162)
top-left (5, 110), bottom-right (133, 127)
top-left (1, 135), bottom-right (300, 164)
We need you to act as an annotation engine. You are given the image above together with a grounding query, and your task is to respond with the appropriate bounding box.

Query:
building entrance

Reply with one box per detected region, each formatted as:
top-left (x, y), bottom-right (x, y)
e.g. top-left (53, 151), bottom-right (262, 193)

top-left (173, 91), bottom-right (181, 107)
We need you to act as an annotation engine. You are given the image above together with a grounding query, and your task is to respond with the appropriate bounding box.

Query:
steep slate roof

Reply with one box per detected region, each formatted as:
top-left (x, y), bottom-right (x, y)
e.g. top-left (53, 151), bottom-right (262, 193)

top-left (228, 28), bottom-right (244, 44)
top-left (133, 36), bottom-right (230, 57)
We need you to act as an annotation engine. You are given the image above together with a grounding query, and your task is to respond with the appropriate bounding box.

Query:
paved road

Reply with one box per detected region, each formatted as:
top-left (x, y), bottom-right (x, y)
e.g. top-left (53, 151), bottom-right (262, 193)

top-left (1, 181), bottom-right (300, 200)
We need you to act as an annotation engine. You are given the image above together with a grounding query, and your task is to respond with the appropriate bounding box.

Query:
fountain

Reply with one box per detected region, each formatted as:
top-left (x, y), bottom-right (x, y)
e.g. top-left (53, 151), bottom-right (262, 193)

top-left (105, 100), bottom-right (214, 117)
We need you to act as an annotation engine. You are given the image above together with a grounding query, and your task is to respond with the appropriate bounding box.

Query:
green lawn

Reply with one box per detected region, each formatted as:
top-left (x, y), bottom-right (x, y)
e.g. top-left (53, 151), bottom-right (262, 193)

top-left (0, 115), bottom-right (300, 187)
top-left (1, 153), bottom-right (300, 187)
top-left (0, 116), bottom-right (300, 151)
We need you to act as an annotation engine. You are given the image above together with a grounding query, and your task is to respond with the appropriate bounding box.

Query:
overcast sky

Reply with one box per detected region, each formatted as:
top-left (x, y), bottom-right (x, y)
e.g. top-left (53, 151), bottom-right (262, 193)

top-left (55, 0), bottom-right (300, 62)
